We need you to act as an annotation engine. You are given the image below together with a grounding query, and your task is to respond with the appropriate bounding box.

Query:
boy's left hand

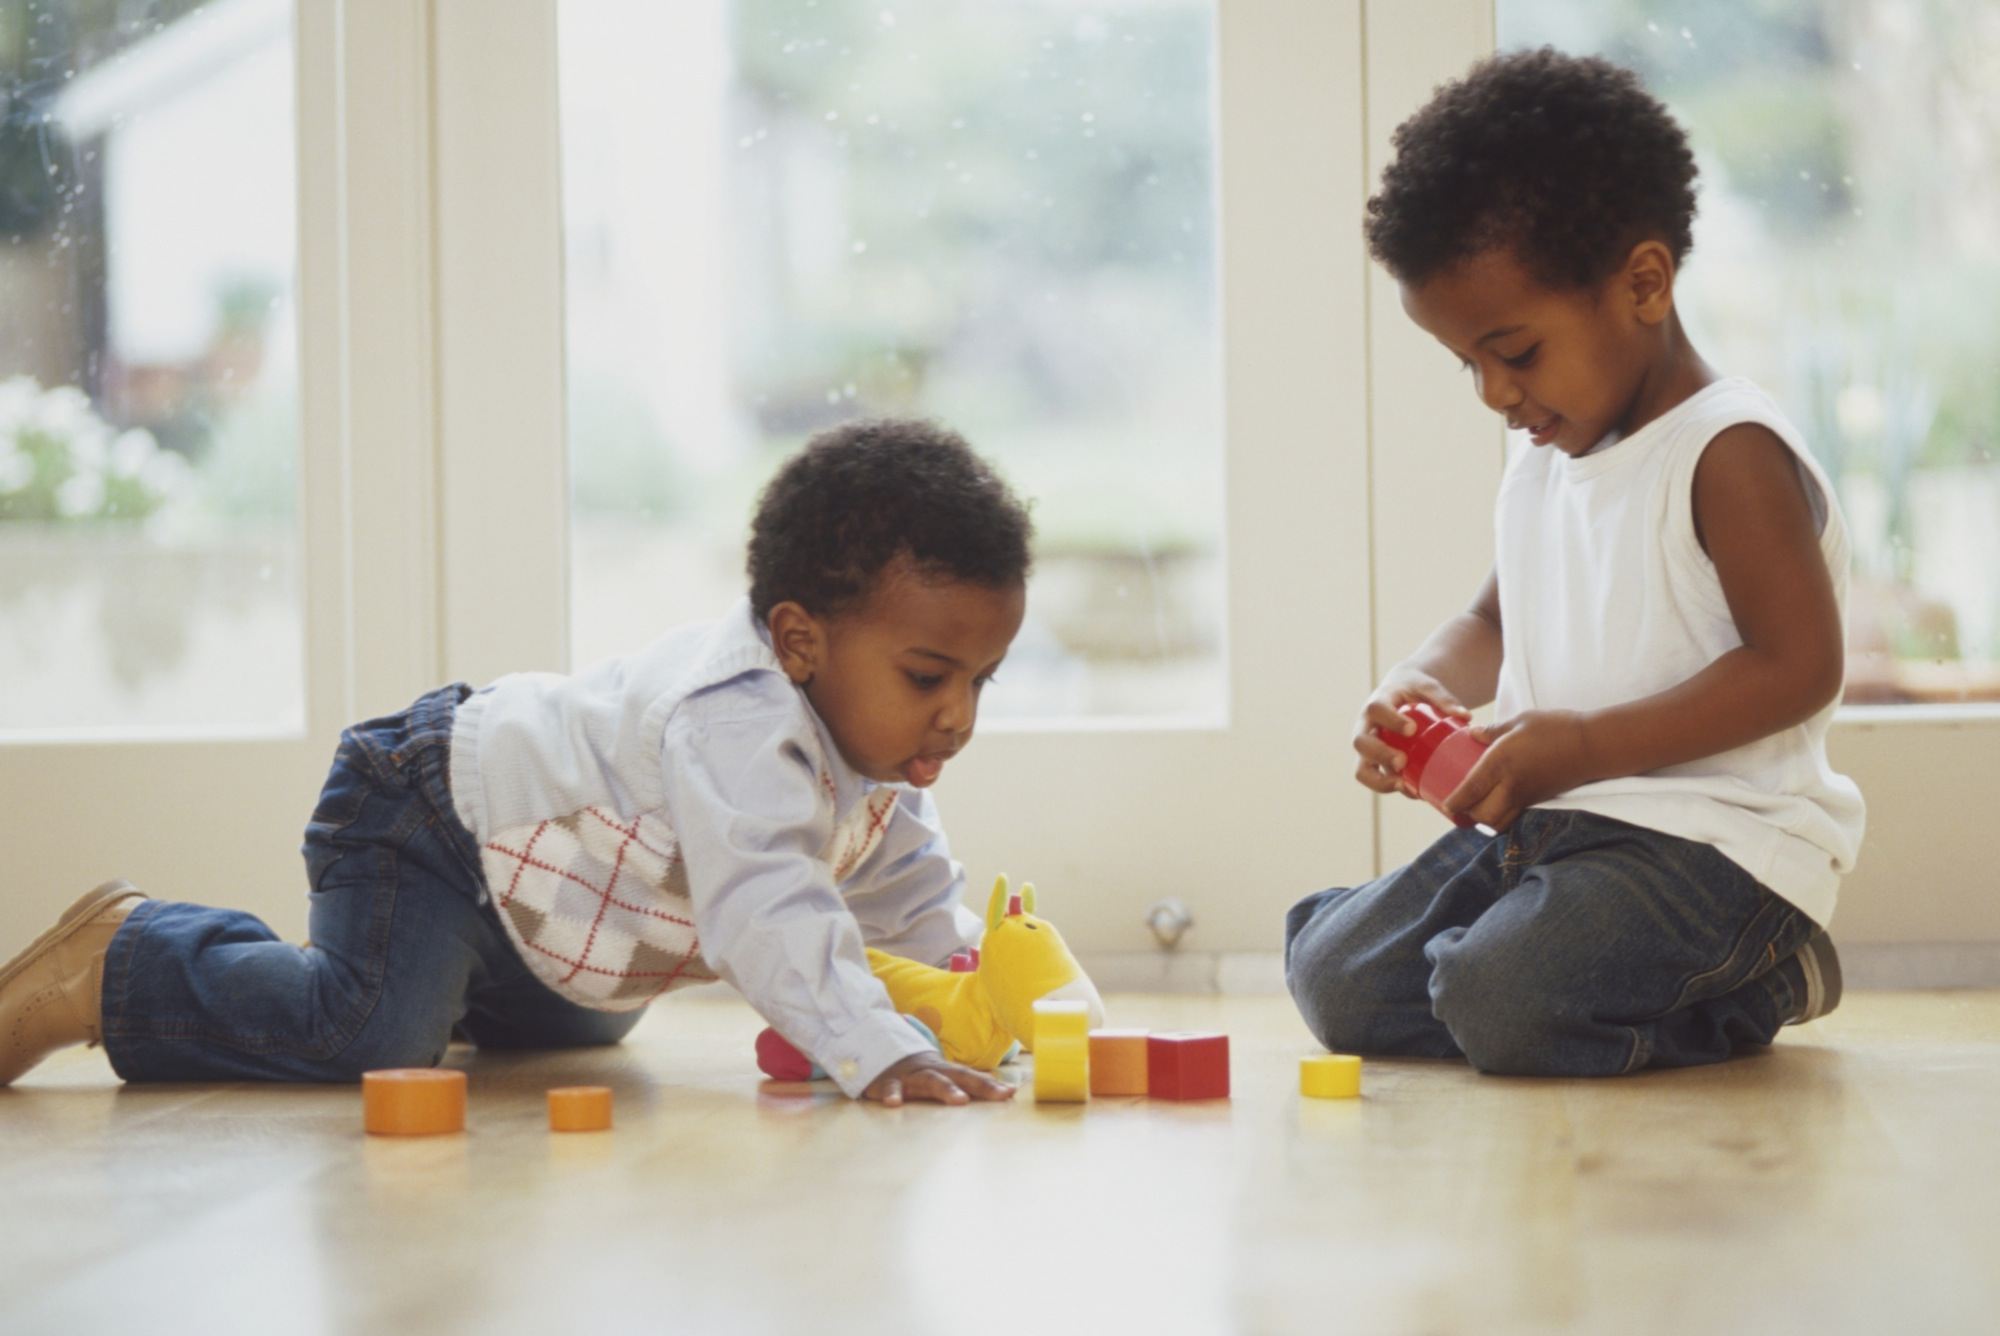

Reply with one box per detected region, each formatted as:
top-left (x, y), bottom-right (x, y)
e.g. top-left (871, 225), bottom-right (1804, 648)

top-left (1443, 709), bottom-right (1596, 832)
top-left (863, 1051), bottom-right (1017, 1107)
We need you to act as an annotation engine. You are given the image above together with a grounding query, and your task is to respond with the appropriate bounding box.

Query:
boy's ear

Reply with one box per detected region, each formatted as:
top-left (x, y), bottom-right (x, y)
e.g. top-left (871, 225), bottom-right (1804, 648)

top-left (1621, 239), bottom-right (1677, 326)
top-left (766, 601), bottom-right (825, 686)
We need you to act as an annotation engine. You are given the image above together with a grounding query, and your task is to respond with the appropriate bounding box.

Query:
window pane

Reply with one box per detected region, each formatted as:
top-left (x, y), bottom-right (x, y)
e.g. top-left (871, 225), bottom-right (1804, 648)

top-left (0, 0), bottom-right (302, 737)
top-left (1498, 1), bottom-right (2000, 705)
top-left (559, 0), bottom-right (1222, 722)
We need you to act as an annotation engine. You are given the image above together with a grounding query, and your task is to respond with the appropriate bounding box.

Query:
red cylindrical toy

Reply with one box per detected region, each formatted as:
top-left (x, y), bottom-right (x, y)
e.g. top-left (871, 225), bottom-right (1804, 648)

top-left (1374, 703), bottom-right (1488, 826)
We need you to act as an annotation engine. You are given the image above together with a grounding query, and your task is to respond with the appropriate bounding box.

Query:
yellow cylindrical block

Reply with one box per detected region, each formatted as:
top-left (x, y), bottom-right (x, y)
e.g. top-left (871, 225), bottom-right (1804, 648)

top-left (547, 1085), bottom-right (615, 1132)
top-left (363, 1068), bottom-right (467, 1135)
top-left (1300, 1054), bottom-right (1362, 1099)
top-left (1033, 1036), bottom-right (1090, 1102)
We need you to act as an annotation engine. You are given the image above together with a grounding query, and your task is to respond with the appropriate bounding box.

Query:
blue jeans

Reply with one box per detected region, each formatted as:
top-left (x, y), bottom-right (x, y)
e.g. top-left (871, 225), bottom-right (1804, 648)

top-left (1283, 809), bottom-right (1817, 1076)
top-left (101, 686), bottom-right (642, 1082)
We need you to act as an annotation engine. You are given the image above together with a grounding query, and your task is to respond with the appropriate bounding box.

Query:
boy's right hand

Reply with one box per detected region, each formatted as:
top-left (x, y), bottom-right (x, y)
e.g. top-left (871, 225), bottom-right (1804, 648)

top-left (863, 1052), bottom-right (1016, 1107)
top-left (1353, 670), bottom-right (1471, 796)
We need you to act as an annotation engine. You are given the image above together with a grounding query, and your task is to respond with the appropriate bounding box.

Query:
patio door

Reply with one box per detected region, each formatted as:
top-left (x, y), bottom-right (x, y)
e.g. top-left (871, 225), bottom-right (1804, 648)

top-left (430, 0), bottom-right (1377, 968)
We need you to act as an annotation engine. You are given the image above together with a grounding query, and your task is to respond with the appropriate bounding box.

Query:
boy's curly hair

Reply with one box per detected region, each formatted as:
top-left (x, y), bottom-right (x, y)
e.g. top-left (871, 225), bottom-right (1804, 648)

top-left (747, 418), bottom-right (1034, 621)
top-left (1365, 47), bottom-right (1699, 290)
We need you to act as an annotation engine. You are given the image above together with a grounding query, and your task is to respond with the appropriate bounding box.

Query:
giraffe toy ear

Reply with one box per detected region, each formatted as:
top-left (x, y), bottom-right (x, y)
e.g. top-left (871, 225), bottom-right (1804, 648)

top-left (1020, 881), bottom-right (1038, 917)
top-left (985, 874), bottom-right (1011, 933)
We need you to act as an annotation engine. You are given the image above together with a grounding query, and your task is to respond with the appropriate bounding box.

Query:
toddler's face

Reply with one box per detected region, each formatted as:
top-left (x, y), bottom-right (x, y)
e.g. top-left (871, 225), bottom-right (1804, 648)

top-left (780, 560), bottom-right (1025, 788)
top-left (1399, 246), bottom-right (1656, 457)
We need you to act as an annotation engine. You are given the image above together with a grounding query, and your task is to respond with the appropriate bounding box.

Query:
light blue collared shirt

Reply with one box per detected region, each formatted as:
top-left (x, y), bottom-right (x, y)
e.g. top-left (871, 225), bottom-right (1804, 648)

top-left (450, 600), bottom-right (981, 1097)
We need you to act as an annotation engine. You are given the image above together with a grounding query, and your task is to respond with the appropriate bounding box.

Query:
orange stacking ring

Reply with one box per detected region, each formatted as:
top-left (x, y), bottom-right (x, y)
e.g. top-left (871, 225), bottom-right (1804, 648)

top-left (362, 1068), bottom-right (467, 1136)
top-left (547, 1085), bottom-right (614, 1132)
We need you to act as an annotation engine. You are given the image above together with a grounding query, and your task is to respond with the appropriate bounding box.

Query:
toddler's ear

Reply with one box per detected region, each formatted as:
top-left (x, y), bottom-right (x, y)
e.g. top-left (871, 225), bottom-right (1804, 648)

top-left (766, 601), bottom-right (824, 685)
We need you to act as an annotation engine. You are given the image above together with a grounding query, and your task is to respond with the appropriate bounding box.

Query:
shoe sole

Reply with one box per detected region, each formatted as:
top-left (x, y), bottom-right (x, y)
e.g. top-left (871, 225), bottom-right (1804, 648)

top-left (1792, 929), bottom-right (1844, 1024)
top-left (0, 880), bottom-right (144, 994)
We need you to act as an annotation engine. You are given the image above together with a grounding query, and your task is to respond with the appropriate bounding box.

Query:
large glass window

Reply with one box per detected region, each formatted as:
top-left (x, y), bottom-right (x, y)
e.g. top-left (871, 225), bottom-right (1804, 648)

top-left (0, 0), bottom-right (301, 736)
top-left (558, 0), bottom-right (1222, 722)
top-left (1500, 1), bottom-right (2000, 705)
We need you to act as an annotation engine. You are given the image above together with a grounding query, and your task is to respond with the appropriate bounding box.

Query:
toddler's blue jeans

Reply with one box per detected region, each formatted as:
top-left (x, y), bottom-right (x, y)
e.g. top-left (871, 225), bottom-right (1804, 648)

top-left (100, 686), bottom-right (641, 1082)
top-left (1284, 809), bottom-right (1818, 1076)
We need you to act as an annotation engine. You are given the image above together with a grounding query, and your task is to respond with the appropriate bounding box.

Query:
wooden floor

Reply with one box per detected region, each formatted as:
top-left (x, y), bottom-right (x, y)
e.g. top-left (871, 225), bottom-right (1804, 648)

top-left (4, 990), bottom-right (1998, 1335)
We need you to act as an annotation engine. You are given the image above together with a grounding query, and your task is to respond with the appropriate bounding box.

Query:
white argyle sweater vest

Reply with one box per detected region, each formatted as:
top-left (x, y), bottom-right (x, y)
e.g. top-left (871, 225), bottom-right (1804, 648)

top-left (477, 782), bottom-right (899, 1011)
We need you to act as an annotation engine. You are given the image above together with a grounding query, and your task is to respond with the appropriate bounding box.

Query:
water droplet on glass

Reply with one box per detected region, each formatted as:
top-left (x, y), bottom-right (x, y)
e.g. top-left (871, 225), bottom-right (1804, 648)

top-left (851, 239), bottom-right (868, 254)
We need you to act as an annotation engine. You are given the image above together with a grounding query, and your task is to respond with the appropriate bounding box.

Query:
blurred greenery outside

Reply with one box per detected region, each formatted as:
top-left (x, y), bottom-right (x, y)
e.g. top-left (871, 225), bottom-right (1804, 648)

top-left (559, 0), bottom-right (1225, 716)
top-left (1, 0), bottom-right (302, 732)
top-left (5, 1), bottom-right (1996, 727)
top-left (1, 0), bottom-right (296, 540)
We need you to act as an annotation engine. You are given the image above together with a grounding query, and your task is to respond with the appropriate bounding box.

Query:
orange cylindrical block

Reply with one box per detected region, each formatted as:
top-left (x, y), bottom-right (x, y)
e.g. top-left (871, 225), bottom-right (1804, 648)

top-left (362, 1068), bottom-right (467, 1136)
top-left (1089, 1029), bottom-right (1150, 1097)
top-left (547, 1085), bottom-right (614, 1132)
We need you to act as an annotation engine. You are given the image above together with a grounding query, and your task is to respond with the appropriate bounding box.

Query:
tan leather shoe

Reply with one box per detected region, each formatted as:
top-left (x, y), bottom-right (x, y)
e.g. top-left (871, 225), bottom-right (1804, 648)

top-left (0, 880), bottom-right (146, 1085)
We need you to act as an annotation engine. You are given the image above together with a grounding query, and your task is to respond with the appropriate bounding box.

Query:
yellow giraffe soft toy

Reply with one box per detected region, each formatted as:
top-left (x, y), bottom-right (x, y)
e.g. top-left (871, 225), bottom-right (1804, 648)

top-left (753, 875), bottom-right (1105, 1080)
top-left (870, 873), bottom-right (1105, 1069)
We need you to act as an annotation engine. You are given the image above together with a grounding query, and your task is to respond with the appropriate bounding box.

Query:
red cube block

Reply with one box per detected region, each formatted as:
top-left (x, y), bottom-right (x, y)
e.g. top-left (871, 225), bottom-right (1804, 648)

top-left (1147, 1032), bottom-right (1230, 1100)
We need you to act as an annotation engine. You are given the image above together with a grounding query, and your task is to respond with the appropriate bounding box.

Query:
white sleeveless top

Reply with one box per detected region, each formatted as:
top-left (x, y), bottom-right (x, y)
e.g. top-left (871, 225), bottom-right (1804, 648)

top-left (1493, 377), bottom-right (1865, 925)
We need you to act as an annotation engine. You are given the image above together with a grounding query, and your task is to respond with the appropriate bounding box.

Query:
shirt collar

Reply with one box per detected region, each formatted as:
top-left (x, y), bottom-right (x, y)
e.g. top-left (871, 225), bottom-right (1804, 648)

top-left (706, 597), bottom-right (886, 818)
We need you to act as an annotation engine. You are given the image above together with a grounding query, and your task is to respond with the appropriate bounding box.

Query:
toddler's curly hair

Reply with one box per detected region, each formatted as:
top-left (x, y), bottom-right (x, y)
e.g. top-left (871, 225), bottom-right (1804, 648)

top-left (748, 418), bottom-right (1033, 621)
top-left (1365, 47), bottom-right (1698, 289)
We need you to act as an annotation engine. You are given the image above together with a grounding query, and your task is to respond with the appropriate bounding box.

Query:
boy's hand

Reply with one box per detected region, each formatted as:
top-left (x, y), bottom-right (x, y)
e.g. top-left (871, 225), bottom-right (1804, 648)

top-left (1353, 670), bottom-right (1472, 796)
top-left (1444, 709), bottom-right (1596, 831)
top-left (863, 1052), bottom-right (1016, 1107)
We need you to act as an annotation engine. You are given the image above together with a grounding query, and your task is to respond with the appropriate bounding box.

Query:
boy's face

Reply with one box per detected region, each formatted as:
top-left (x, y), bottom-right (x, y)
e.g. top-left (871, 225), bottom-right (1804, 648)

top-left (771, 559), bottom-right (1026, 788)
top-left (1398, 245), bottom-right (1665, 457)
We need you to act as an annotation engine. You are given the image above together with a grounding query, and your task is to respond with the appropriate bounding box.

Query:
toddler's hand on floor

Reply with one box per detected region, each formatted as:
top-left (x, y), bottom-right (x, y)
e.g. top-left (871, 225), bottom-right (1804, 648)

top-left (1352, 670), bottom-right (1471, 796)
top-left (863, 1052), bottom-right (1016, 1107)
top-left (1443, 709), bottom-right (1594, 831)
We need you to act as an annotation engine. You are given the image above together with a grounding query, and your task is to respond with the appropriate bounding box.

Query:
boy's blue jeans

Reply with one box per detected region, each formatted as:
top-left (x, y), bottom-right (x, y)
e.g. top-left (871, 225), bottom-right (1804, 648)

top-left (100, 686), bottom-right (642, 1082)
top-left (1284, 809), bottom-right (1817, 1076)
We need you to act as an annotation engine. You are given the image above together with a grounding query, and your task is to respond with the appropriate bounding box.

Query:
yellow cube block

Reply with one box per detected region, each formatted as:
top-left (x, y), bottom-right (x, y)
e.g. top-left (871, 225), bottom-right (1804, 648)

top-left (1300, 1053), bottom-right (1362, 1099)
top-left (1088, 1029), bottom-right (1150, 1097)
